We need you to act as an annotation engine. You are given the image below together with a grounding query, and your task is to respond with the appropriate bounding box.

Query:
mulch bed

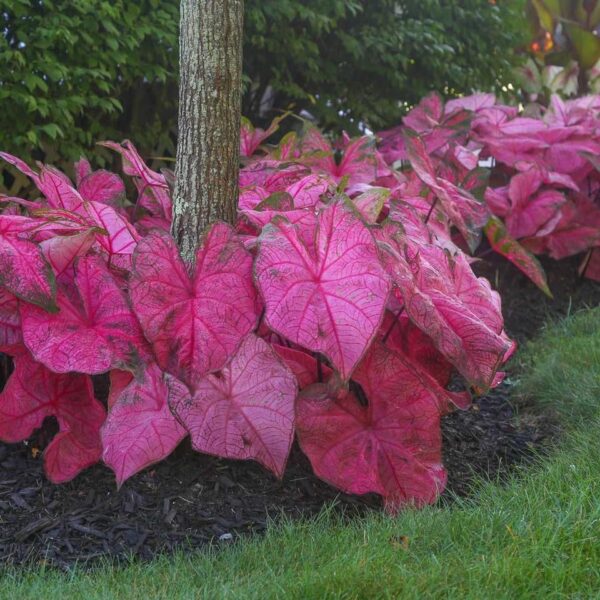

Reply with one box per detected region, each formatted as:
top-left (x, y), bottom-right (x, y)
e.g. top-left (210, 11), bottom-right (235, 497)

top-left (1, 254), bottom-right (598, 569)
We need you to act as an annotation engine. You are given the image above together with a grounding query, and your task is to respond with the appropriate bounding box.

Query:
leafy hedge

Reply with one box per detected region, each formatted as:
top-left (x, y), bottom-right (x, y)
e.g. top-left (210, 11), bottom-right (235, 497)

top-left (0, 0), bottom-right (525, 178)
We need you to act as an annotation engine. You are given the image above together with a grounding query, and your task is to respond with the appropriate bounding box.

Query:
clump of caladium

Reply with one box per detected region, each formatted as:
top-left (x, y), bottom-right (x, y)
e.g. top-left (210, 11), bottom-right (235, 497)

top-left (0, 115), bottom-right (514, 512)
top-left (378, 92), bottom-right (600, 290)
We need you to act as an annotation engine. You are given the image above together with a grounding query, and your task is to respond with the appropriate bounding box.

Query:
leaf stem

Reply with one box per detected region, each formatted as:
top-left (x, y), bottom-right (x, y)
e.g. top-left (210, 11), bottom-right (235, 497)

top-left (424, 197), bottom-right (438, 224)
top-left (382, 306), bottom-right (404, 345)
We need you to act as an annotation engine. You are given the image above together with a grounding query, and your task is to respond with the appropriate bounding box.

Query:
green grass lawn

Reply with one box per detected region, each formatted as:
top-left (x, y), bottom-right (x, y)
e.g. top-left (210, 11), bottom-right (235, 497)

top-left (2, 308), bottom-right (600, 600)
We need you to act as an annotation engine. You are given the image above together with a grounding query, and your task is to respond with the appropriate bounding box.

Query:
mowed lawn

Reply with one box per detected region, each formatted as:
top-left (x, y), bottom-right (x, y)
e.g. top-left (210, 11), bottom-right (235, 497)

top-left (2, 307), bottom-right (600, 600)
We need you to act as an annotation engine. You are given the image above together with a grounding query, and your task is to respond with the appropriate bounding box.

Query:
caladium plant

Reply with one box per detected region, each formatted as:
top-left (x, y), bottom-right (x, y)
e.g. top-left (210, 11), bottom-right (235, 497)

top-left (0, 112), bottom-right (519, 511)
top-left (378, 91), bottom-right (600, 289)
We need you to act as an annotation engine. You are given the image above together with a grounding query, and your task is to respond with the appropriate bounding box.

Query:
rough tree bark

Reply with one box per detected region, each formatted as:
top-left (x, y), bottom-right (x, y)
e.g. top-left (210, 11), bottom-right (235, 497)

top-left (172, 0), bottom-right (244, 263)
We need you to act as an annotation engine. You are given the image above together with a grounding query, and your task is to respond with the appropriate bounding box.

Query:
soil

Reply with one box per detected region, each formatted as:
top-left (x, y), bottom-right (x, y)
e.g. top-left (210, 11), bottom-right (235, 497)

top-left (0, 255), bottom-right (598, 569)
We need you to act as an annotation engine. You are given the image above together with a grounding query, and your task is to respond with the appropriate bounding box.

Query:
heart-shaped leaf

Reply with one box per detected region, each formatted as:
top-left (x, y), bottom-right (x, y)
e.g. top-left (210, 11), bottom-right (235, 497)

top-left (129, 223), bottom-right (259, 383)
top-left (296, 340), bottom-right (448, 512)
top-left (102, 363), bottom-right (187, 486)
top-left (21, 255), bottom-right (148, 374)
top-left (379, 225), bottom-right (512, 389)
top-left (255, 201), bottom-right (390, 379)
top-left (170, 334), bottom-right (297, 477)
top-left (404, 130), bottom-right (489, 252)
top-left (0, 215), bottom-right (57, 311)
top-left (0, 353), bottom-right (105, 483)
top-left (78, 169), bottom-right (125, 205)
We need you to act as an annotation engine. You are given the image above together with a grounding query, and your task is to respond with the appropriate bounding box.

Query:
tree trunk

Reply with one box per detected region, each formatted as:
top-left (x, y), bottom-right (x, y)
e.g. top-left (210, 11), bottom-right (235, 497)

top-left (172, 0), bottom-right (244, 263)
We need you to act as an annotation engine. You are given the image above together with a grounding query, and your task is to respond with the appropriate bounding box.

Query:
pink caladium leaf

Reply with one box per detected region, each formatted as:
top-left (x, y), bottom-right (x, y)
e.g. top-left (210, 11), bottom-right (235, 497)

top-left (0, 353), bottom-right (105, 483)
top-left (100, 140), bottom-right (172, 220)
top-left (240, 114), bottom-right (285, 157)
top-left (170, 334), bottom-right (297, 478)
top-left (129, 223), bottom-right (259, 383)
top-left (296, 340), bottom-right (448, 512)
top-left (102, 363), bottom-right (188, 486)
top-left (0, 215), bottom-right (57, 312)
top-left (301, 129), bottom-right (387, 189)
top-left (21, 255), bottom-right (148, 374)
top-left (78, 170), bottom-right (126, 205)
top-left (380, 313), bottom-right (471, 409)
top-left (404, 130), bottom-right (489, 252)
top-left (108, 369), bottom-right (134, 410)
top-left (378, 93), bottom-right (472, 164)
top-left (504, 169), bottom-right (566, 239)
top-left (0, 290), bottom-right (21, 352)
top-left (0, 152), bottom-right (41, 184)
top-left (238, 186), bottom-right (270, 211)
top-left (351, 187), bottom-right (389, 223)
top-left (272, 344), bottom-right (333, 389)
top-left (40, 229), bottom-right (99, 279)
top-left (255, 201), bottom-right (390, 379)
top-left (37, 166), bottom-right (85, 212)
top-left (378, 225), bottom-right (511, 389)
top-left (380, 312), bottom-right (453, 387)
top-left (445, 93), bottom-right (496, 114)
top-left (74, 157), bottom-right (92, 185)
top-left (84, 201), bottom-right (139, 259)
top-left (286, 174), bottom-right (331, 208)
top-left (485, 216), bottom-right (552, 296)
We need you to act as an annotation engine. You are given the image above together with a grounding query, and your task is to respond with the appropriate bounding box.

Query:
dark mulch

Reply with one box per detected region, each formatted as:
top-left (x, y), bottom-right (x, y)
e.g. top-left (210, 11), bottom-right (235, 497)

top-left (0, 254), bottom-right (598, 569)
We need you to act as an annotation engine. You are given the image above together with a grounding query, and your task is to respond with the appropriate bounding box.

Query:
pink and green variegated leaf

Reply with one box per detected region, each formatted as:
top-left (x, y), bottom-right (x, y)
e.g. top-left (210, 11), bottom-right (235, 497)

top-left (102, 363), bottom-right (187, 486)
top-left (255, 201), bottom-right (390, 380)
top-left (30, 208), bottom-right (91, 237)
top-left (240, 114), bottom-right (284, 157)
top-left (238, 186), bottom-right (270, 211)
top-left (271, 131), bottom-right (298, 160)
top-left (100, 140), bottom-right (172, 220)
top-left (380, 312), bottom-right (452, 387)
top-left (74, 157), bottom-right (92, 185)
top-left (78, 170), bottom-right (125, 205)
top-left (84, 201), bottom-right (139, 259)
top-left (0, 290), bottom-right (21, 352)
top-left (108, 369), bottom-right (134, 410)
top-left (0, 353), bottom-right (105, 483)
top-left (20, 255), bottom-right (148, 374)
top-left (296, 340), bottom-right (447, 512)
top-left (485, 216), bottom-right (552, 297)
top-left (351, 187), bottom-right (389, 223)
top-left (129, 223), bottom-right (259, 383)
top-left (0, 195), bottom-right (44, 211)
top-left (336, 136), bottom-right (389, 188)
top-left (170, 334), bottom-right (297, 478)
top-left (286, 174), bottom-right (331, 209)
top-left (40, 229), bottom-right (98, 279)
top-left (272, 344), bottom-right (333, 389)
top-left (37, 166), bottom-right (84, 212)
top-left (0, 152), bottom-right (40, 184)
top-left (380, 312), bottom-right (471, 409)
top-left (445, 93), bottom-right (496, 114)
top-left (404, 130), bottom-right (489, 252)
top-left (0, 216), bottom-right (57, 312)
top-left (378, 225), bottom-right (511, 389)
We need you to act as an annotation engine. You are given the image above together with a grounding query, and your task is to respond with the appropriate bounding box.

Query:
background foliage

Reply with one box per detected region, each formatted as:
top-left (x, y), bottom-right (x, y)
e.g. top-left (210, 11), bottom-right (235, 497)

top-left (1, 0), bottom-right (525, 184)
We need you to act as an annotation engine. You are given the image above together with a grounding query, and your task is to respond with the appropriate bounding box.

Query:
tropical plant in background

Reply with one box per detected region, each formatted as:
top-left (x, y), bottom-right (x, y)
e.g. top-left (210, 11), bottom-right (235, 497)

top-left (0, 113), bottom-right (518, 511)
